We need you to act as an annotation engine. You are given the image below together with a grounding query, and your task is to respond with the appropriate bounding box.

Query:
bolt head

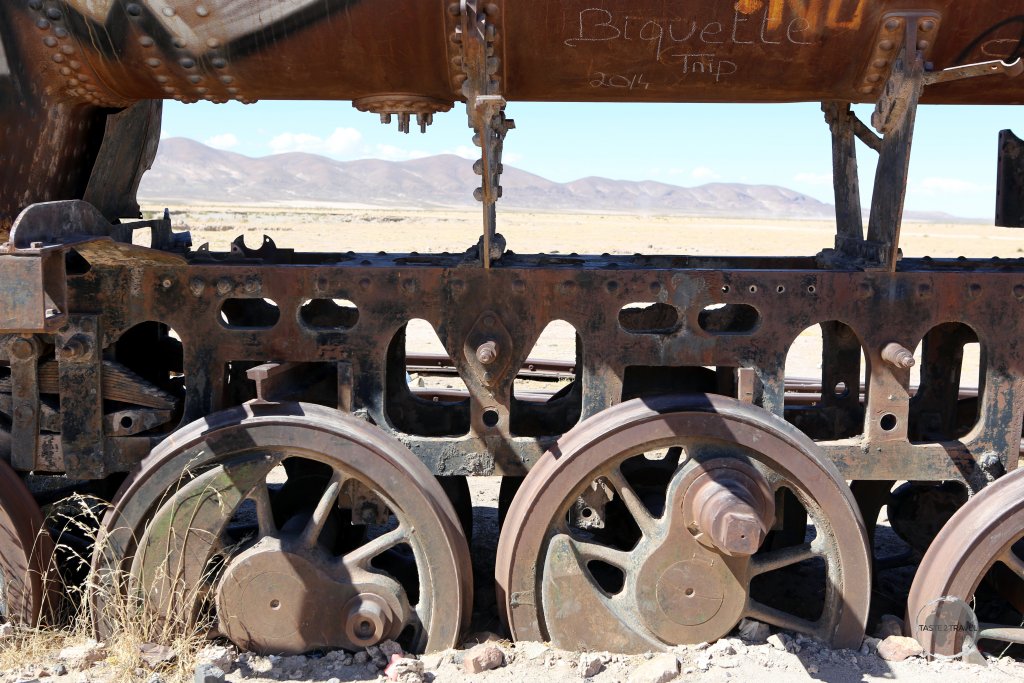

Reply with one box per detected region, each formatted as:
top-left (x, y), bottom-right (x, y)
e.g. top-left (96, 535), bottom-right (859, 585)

top-left (712, 510), bottom-right (764, 556)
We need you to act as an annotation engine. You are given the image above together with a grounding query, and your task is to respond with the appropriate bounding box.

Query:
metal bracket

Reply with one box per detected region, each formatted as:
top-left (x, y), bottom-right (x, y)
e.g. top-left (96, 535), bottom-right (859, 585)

top-left (455, 0), bottom-right (513, 268)
top-left (826, 12), bottom-right (1021, 269)
top-left (7, 335), bottom-right (41, 470)
top-left (57, 315), bottom-right (104, 479)
top-left (997, 129), bottom-right (1024, 228)
top-left (463, 310), bottom-right (514, 388)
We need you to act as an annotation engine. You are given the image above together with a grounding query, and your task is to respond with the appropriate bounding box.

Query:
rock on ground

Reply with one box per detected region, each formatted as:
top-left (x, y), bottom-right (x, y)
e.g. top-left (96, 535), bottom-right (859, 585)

top-left (57, 641), bottom-right (108, 671)
top-left (877, 635), bottom-right (924, 662)
top-left (627, 653), bottom-right (679, 683)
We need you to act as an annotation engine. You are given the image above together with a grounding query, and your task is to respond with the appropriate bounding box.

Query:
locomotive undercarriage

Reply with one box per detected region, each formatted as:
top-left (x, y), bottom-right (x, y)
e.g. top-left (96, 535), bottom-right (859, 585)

top-left (3, 0), bottom-right (1024, 665)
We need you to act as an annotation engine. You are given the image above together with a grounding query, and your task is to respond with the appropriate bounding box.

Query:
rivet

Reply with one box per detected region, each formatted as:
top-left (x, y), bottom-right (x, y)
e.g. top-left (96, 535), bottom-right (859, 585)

top-left (884, 19), bottom-right (900, 31)
top-left (402, 279), bottom-right (417, 293)
top-left (879, 39), bottom-right (894, 50)
top-left (43, 37), bottom-right (57, 47)
top-left (359, 277), bottom-right (371, 290)
top-left (195, 5), bottom-right (209, 17)
top-left (139, 36), bottom-right (154, 47)
top-left (126, 3), bottom-right (142, 16)
top-left (873, 59), bottom-right (887, 68)
top-left (216, 278), bottom-right (233, 295)
top-left (189, 278), bottom-right (205, 296)
top-left (920, 19), bottom-right (936, 32)
top-left (161, 277), bottom-right (173, 289)
top-left (917, 40), bottom-right (930, 50)
top-left (1014, 284), bottom-right (1024, 299)
top-left (146, 58), bottom-right (162, 68)
top-left (606, 281), bottom-right (618, 293)
top-left (162, 7), bottom-right (175, 17)
top-left (179, 57), bottom-right (196, 69)
top-left (46, 7), bottom-right (62, 20)
top-left (36, 19), bottom-right (50, 30)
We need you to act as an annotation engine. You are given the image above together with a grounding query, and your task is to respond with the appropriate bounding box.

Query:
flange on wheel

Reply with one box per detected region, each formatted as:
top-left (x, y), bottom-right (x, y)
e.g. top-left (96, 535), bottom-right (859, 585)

top-left (496, 394), bottom-right (870, 652)
top-left (93, 403), bottom-right (472, 654)
top-left (907, 466), bottom-right (1024, 660)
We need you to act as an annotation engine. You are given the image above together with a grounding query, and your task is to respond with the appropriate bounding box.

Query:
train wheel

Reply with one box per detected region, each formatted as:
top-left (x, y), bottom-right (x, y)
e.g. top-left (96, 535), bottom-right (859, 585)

top-left (0, 458), bottom-right (52, 624)
top-left (495, 394), bottom-right (870, 652)
top-left (907, 467), bottom-right (1024, 659)
top-left (93, 403), bottom-right (472, 654)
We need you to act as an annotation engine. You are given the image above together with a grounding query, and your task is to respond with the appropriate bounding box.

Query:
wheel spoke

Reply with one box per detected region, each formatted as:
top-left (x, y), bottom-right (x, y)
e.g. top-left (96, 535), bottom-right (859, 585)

top-left (248, 481), bottom-right (277, 537)
top-left (998, 549), bottom-right (1024, 581)
top-left (341, 526), bottom-right (410, 570)
top-left (750, 543), bottom-right (818, 577)
top-left (299, 473), bottom-right (344, 548)
top-left (746, 599), bottom-right (821, 637)
top-left (603, 468), bottom-right (657, 537)
top-left (978, 623), bottom-right (1024, 646)
top-left (566, 535), bottom-right (631, 571)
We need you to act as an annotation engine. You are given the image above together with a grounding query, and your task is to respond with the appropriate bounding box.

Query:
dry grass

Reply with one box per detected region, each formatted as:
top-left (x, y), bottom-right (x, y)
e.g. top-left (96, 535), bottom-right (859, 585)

top-left (0, 483), bottom-right (225, 683)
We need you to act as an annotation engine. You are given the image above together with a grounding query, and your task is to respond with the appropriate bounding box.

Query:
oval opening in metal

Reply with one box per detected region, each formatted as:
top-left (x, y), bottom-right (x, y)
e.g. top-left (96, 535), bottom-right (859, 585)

top-left (300, 298), bottom-right (359, 330)
top-left (220, 298), bottom-right (280, 329)
top-left (618, 302), bottom-right (680, 334)
top-left (698, 303), bottom-right (760, 334)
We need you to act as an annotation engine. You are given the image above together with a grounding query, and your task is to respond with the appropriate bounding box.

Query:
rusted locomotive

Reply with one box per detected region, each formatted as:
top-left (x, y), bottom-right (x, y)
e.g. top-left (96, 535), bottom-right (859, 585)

top-left (1, 0), bottom-right (1024, 661)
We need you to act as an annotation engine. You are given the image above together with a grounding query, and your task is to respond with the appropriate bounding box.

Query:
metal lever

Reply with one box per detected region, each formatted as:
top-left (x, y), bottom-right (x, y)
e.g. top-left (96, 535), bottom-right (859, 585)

top-left (924, 58), bottom-right (1023, 86)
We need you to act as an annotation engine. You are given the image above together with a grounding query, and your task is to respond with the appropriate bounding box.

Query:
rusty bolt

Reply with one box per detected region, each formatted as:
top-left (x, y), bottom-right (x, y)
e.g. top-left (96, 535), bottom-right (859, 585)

top-left (216, 278), bottom-right (233, 295)
top-left (476, 340), bottom-right (499, 365)
top-left (920, 19), bottom-right (936, 32)
top-left (189, 277), bottom-right (205, 296)
top-left (61, 334), bottom-right (90, 360)
top-left (881, 342), bottom-right (915, 369)
top-left (8, 337), bottom-right (35, 360)
top-left (161, 277), bottom-right (173, 289)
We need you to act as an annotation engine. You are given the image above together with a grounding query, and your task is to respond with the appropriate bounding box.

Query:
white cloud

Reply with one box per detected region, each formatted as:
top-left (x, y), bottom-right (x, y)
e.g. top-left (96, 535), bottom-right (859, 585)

top-left (374, 144), bottom-right (432, 161)
top-left (916, 177), bottom-right (985, 194)
top-left (691, 166), bottom-right (721, 180)
top-left (268, 127), bottom-right (363, 155)
top-left (204, 133), bottom-right (239, 150)
top-left (794, 172), bottom-right (833, 185)
top-left (449, 145), bottom-right (480, 160)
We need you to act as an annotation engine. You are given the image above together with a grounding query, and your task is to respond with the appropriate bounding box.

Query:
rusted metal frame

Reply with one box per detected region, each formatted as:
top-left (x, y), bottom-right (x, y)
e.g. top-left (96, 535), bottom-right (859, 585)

top-left (56, 315), bottom-right (104, 479)
top-left (63, 250), bottom-right (1024, 483)
top-left (998, 129), bottom-right (1024, 229)
top-left (31, 434), bottom-right (156, 474)
top-left (6, 335), bottom-right (41, 470)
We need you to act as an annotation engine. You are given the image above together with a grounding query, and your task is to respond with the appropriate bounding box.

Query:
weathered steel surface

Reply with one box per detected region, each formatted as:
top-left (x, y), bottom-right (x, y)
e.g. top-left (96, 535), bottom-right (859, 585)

top-left (494, 394), bottom-right (871, 650)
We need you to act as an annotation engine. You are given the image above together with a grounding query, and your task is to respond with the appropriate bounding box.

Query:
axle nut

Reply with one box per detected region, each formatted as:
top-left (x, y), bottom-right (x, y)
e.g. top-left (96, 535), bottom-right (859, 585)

top-left (476, 340), bottom-right (499, 365)
top-left (61, 334), bottom-right (90, 360)
top-left (343, 593), bottom-right (393, 647)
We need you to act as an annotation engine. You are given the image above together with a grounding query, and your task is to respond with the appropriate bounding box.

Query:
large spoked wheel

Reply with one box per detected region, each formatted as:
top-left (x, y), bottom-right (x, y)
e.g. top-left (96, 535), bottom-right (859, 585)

top-left (908, 467), bottom-right (1024, 659)
top-left (0, 458), bottom-right (52, 625)
top-left (93, 403), bottom-right (472, 654)
top-left (496, 394), bottom-right (870, 652)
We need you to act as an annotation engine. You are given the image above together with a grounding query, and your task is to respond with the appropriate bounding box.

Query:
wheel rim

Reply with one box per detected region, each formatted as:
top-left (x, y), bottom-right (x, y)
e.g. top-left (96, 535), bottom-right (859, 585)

top-left (94, 402), bottom-right (472, 654)
top-left (0, 459), bottom-right (51, 624)
top-left (908, 466), bottom-right (1024, 659)
top-left (496, 394), bottom-right (870, 652)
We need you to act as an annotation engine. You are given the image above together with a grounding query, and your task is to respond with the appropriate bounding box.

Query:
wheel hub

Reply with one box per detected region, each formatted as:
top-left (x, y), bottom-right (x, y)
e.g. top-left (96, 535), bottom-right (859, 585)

top-left (216, 533), bottom-right (407, 654)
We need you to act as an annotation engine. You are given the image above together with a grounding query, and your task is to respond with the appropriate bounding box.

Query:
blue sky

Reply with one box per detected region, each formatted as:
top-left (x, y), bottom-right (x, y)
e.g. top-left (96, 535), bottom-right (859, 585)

top-left (161, 100), bottom-right (1021, 220)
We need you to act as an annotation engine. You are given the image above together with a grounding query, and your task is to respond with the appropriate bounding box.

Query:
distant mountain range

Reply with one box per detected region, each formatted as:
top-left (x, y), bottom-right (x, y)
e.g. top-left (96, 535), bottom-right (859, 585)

top-left (138, 138), bottom-right (961, 221)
